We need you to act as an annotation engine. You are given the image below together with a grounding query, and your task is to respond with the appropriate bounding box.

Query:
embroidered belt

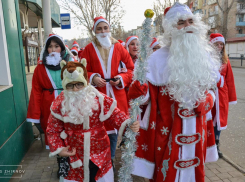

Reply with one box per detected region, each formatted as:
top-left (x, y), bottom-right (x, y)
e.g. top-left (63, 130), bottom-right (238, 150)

top-left (174, 157), bottom-right (200, 170)
top-left (178, 108), bottom-right (196, 118)
top-left (175, 133), bottom-right (201, 145)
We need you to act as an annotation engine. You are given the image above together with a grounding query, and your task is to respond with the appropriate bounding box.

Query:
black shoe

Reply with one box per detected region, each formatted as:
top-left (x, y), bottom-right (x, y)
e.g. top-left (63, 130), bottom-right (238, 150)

top-left (57, 156), bottom-right (61, 178)
top-left (111, 159), bottom-right (116, 173)
top-left (215, 140), bottom-right (223, 158)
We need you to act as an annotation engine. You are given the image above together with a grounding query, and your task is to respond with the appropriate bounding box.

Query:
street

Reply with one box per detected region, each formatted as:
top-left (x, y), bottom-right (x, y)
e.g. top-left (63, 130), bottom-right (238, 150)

top-left (221, 68), bottom-right (245, 169)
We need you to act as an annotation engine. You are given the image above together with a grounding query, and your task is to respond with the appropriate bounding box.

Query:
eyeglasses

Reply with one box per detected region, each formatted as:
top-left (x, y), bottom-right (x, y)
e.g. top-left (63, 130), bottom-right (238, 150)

top-left (66, 82), bottom-right (84, 90)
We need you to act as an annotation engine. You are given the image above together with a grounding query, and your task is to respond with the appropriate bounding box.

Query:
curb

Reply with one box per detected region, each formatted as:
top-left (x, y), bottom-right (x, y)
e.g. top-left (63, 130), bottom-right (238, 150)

top-left (222, 154), bottom-right (245, 175)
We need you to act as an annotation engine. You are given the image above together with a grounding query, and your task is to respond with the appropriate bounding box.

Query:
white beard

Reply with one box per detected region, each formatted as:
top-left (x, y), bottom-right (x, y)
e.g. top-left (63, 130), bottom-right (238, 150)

top-left (96, 32), bottom-right (112, 49)
top-left (166, 26), bottom-right (220, 110)
top-left (46, 52), bottom-right (62, 66)
top-left (61, 87), bottom-right (99, 124)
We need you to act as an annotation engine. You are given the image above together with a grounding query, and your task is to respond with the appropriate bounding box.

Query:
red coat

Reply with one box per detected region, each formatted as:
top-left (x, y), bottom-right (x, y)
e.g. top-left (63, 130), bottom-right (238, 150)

top-left (27, 64), bottom-right (60, 146)
top-left (212, 60), bottom-right (237, 130)
top-left (81, 42), bottom-right (134, 133)
top-left (47, 88), bottom-right (129, 182)
top-left (130, 47), bottom-right (219, 182)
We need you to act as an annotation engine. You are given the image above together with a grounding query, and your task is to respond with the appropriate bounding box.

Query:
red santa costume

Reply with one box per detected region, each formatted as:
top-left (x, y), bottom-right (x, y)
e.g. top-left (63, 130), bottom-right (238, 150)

top-left (150, 37), bottom-right (159, 49)
top-left (210, 33), bottom-right (237, 131)
top-left (27, 34), bottom-right (74, 148)
top-left (81, 16), bottom-right (134, 134)
top-left (70, 47), bottom-right (79, 62)
top-left (125, 36), bottom-right (139, 64)
top-left (47, 60), bottom-right (130, 182)
top-left (128, 3), bottom-right (221, 181)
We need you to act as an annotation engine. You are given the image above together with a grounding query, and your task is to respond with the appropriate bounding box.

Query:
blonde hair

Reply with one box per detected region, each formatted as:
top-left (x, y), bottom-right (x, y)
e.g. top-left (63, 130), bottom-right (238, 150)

top-left (222, 45), bottom-right (228, 64)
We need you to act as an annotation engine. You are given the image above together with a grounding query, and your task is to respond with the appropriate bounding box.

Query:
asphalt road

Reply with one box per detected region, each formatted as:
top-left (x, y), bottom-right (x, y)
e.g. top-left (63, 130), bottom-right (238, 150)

top-left (220, 67), bottom-right (245, 170)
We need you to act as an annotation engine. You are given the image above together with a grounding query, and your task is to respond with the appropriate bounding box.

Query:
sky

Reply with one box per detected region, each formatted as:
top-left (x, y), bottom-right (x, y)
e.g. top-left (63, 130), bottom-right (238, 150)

top-left (54, 0), bottom-right (187, 40)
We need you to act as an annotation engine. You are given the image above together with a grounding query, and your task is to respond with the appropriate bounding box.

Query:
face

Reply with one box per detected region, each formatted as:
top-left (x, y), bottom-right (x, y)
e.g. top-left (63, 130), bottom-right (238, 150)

top-left (95, 22), bottom-right (110, 34)
top-left (176, 18), bottom-right (194, 31)
top-left (66, 81), bottom-right (84, 92)
top-left (128, 39), bottom-right (139, 56)
top-left (153, 44), bottom-right (161, 52)
top-left (47, 40), bottom-right (62, 54)
top-left (214, 41), bottom-right (224, 52)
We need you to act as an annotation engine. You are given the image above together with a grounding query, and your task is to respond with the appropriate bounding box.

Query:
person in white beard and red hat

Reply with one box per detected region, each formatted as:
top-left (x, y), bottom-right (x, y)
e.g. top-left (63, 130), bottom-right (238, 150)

top-left (125, 36), bottom-right (139, 64)
top-left (81, 16), bottom-right (134, 165)
top-left (150, 37), bottom-right (161, 52)
top-left (46, 60), bottom-right (139, 182)
top-left (209, 33), bottom-right (237, 158)
top-left (127, 2), bottom-right (222, 182)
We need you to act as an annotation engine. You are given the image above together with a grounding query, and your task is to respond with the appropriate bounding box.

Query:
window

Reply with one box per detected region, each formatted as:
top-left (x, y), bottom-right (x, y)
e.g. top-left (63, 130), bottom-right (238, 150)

top-left (0, 0), bottom-right (12, 91)
top-left (239, 28), bottom-right (243, 34)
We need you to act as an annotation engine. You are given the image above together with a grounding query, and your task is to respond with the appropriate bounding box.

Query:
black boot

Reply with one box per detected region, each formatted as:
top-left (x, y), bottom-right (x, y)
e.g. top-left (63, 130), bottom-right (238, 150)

top-left (215, 140), bottom-right (223, 158)
top-left (57, 155), bottom-right (61, 178)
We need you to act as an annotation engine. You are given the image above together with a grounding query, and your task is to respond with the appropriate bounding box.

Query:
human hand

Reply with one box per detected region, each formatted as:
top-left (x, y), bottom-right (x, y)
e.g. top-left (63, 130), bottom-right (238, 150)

top-left (130, 120), bottom-right (140, 133)
top-left (93, 76), bottom-right (106, 87)
top-left (109, 76), bottom-right (121, 86)
top-left (58, 146), bottom-right (76, 157)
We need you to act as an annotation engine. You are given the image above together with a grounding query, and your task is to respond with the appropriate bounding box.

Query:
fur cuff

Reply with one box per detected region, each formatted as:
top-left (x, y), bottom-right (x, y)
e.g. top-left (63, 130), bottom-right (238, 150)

top-left (71, 159), bottom-right (83, 168)
top-left (118, 119), bottom-right (130, 139)
top-left (49, 147), bottom-right (65, 157)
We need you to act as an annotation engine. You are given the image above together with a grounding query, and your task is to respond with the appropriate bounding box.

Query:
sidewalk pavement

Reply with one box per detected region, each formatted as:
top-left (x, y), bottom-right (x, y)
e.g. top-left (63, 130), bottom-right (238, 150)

top-left (9, 133), bottom-right (245, 182)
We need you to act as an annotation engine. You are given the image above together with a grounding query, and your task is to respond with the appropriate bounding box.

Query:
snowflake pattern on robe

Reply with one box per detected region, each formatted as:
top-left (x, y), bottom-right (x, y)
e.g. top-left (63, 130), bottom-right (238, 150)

top-left (161, 126), bottom-right (169, 135)
top-left (142, 143), bottom-right (148, 151)
top-left (151, 121), bottom-right (156, 130)
top-left (160, 87), bottom-right (168, 96)
top-left (161, 158), bottom-right (170, 181)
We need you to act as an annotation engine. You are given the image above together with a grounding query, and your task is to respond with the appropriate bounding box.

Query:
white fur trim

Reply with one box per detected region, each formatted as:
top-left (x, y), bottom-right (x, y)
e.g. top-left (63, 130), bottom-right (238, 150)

top-left (141, 88), bottom-right (150, 105)
top-left (60, 130), bottom-right (68, 139)
top-left (118, 61), bottom-right (127, 73)
top-left (71, 49), bottom-right (78, 54)
top-left (220, 75), bottom-right (224, 88)
top-left (107, 130), bottom-right (116, 134)
top-left (49, 147), bottom-right (65, 157)
top-left (140, 101), bottom-right (151, 130)
top-left (205, 145), bottom-right (219, 163)
top-left (229, 101), bottom-right (237, 105)
top-left (208, 90), bottom-right (215, 105)
top-left (72, 44), bottom-right (79, 48)
top-left (131, 157), bottom-right (155, 179)
top-left (93, 19), bottom-right (110, 32)
top-left (45, 67), bottom-right (58, 98)
top-left (70, 159), bottom-right (83, 168)
top-left (90, 73), bottom-right (101, 87)
top-left (126, 36), bottom-right (138, 52)
top-left (84, 132), bottom-right (90, 182)
top-left (26, 118), bottom-right (40, 123)
top-left (211, 37), bottom-right (225, 44)
top-left (118, 119), bottom-right (130, 139)
top-left (150, 41), bottom-right (159, 49)
top-left (50, 108), bottom-right (64, 121)
top-left (180, 116), bottom-right (196, 182)
top-left (115, 75), bottom-right (125, 90)
top-left (206, 111), bottom-right (212, 121)
top-left (97, 167), bottom-right (114, 182)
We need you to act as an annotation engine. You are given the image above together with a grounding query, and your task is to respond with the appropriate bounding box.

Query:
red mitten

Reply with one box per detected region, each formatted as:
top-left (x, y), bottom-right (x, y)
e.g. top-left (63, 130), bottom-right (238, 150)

top-left (128, 80), bottom-right (148, 100)
top-left (194, 93), bottom-right (214, 116)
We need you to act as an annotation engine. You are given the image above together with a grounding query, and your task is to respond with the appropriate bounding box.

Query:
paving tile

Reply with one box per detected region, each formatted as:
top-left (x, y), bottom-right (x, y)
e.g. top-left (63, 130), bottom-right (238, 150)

top-left (228, 171), bottom-right (245, 178)
top-left (216, 172), bottom-right (233, 180)
top-left (206, 163), bottom-right (221, 169)
top-left (216, 167), bottom-right (237, 173)
top-left (210, 168), bottom-right (221, 174)
top-left (206, 169), bottom-right (217, 177)
top-left (208, 176), bottom-right (221, 181)
top-left (205, 176), bottom-right (211, 182)
top-left (229, 177), bottom-right (245, 182)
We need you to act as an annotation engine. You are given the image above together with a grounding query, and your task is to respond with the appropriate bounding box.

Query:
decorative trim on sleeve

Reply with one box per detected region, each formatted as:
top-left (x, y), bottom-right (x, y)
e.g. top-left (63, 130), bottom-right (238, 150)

top-left (26, 118), bottom-right (40, 123)
top-left (49, 147), bottom-right (65, 157)
top-left (118, 119), bottom-right (130, 139)
top-left (220, 75), bottom-right (224, 88)
top-left (90, 73), bottom-right (101, 87)
top-left (208, 90), bottom-right (216, 105)
top-left (115, 75), bottom-right (125, 90)
top-left (70, 159), bottom-right (83, 169)
top-left (205, 144), bottom-right (219, 163)
top-left (229, 101), bottom-right (237, 105)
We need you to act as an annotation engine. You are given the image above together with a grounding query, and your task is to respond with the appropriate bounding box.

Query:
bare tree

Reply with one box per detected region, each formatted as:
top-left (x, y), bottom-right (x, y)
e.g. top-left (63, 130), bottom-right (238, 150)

top-left (216, 0), bottom-right (236, 39)
top-left (57, 0), bottom-right (125, 38)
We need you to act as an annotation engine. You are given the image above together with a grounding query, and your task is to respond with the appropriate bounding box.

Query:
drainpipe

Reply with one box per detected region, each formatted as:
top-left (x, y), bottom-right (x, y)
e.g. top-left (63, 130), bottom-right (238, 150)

top-left (42, 0), bottom-right (52, 41)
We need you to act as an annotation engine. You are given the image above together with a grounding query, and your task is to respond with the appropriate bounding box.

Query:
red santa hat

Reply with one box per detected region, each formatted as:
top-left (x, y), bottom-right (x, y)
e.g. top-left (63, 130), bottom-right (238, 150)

top-left (70, 47), bottom-right (79, 55)
top-left (72, 41), bottom-right (79, 48)
top-left (150, 37), bottom-right (159, 49)
top-left (40, 34), bottom-right (73, 61)
top-left (210, 33), bottom-right (225, 44)
top-left (118, 39), bottom-right (125, 47)
top-left (92, 16), bottom-right (110, 33)
top-left (125, 36), bottom-right (138, 51)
